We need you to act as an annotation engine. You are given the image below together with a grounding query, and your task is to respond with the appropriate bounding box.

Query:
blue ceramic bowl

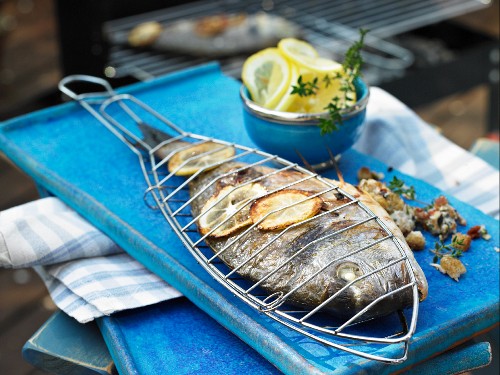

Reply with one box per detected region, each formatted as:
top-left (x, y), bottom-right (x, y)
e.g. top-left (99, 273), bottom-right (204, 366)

top-left (240, 78), bottom-right (369, 168)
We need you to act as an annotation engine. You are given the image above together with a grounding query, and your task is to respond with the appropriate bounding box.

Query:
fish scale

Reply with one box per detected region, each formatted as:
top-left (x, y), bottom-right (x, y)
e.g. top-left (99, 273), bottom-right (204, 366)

top-left (58, 74), bottom-right (427, 364)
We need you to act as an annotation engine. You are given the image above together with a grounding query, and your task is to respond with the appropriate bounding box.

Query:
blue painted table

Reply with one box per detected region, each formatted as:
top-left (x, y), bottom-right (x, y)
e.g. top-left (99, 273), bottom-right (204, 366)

top-left (0, 63), bottom-right (498, 374)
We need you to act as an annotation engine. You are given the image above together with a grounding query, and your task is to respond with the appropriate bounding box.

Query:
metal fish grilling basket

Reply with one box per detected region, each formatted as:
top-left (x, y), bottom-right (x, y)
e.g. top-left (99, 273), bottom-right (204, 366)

top-left (59, 75), bottom-right (423, 364)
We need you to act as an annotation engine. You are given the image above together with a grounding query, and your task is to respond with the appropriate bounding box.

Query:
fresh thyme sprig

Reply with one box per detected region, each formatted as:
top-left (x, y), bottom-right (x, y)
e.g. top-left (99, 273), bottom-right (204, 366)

top-left (388, 176), bottom-right (416, 200)
top-left (431, 237), bottom-right (465, 263)
top-left (291, 76), bottom-right (319, 97)
top-left (290, 29), bottom-right (368, 135)
top-left (319, 98), bottom-right (343, 134)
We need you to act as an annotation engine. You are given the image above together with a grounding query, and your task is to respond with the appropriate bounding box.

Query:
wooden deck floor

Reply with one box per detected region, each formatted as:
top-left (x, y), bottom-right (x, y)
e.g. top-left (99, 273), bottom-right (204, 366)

top-left (0, 0), bottom-right (498, 373)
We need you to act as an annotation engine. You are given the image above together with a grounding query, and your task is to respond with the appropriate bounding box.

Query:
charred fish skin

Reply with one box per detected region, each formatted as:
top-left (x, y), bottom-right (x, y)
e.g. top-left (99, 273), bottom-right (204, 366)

top-left (189, 163), bottom-right (428, 320)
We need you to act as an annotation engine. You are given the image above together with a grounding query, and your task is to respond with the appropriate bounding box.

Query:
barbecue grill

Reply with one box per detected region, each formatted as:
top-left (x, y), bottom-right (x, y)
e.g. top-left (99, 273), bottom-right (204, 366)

top-left (55, 0), bottom-right (499, 130)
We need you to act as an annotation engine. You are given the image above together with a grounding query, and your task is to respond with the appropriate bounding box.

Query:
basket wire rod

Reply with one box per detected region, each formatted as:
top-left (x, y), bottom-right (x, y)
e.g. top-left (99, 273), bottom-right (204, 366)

top-left (299, 285), bottom-right (415, 341)
top-left (193, 172), bottom-right (321, 245)
top-left (224, 200), bottom-right (358, 278)
top-left (98, 106), bottom-right (157, 152)
top-left (100, 93), bottom-right (186, 136)
top-left (58, 75), bottom-right (150, 156)
top-left (334, 284), bottom-right (416, 335)
top-left (271, 312), bottom-right (411, 364)
top-left (299, 286), bottom-right (418, 345)
top-left (162, 150), bottom-right (254, 203)
top-left (267, 290), bottom-right (414, 345)
top-left (245, 216), bottom-right (379, 295)
top-left (172, 155), bottom-right (278, 216)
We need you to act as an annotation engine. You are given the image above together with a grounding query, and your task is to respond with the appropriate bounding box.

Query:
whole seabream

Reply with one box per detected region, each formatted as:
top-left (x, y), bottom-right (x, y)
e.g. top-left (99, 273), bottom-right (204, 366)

top-left (111, 13), bottom-right (302, 57)
top-left (144, 125), bottom-right (428, 320)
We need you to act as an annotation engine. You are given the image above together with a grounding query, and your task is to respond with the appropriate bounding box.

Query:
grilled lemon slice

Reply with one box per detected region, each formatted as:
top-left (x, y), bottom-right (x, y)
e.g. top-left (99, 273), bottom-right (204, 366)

top-left (168, 142), bottom-right (235, 176)
top-left (250, 189), bottom-right (322, 230)
top-left (199, 183), bottom-right (267, 237)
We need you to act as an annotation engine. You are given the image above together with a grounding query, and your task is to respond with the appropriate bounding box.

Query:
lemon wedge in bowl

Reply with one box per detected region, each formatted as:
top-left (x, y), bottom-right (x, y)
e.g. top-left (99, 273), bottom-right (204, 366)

top-left (278, 38), bottom-right (318, 62)
top-left (285, 71), bottom-right (356, 114)
top-left (241, 48), bottom-right (291, 109)
top-left (198, 183), bottom-right (267, 237)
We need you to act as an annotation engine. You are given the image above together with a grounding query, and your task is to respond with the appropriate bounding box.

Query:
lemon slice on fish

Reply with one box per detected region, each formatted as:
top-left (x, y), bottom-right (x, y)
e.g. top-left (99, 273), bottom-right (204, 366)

top-left (250, 189), bottom-right (322, 230)
top-left (242, 48), bottom-right (291, 108)
top-left (199, 183), bottom-right (267, 237)
top-left (168, 142), bottom-right (235, 176)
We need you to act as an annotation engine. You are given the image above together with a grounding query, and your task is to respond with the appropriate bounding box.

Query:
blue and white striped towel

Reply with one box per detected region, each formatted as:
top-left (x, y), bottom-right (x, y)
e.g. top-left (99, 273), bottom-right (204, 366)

top-left (356, 87), bottom-right (499, 219)
top-left (0, 198), bottom-right (181, 323)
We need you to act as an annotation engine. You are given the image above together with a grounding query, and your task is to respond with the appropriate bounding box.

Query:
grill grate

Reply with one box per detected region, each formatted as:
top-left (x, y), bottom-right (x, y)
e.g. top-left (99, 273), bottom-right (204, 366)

top-left (59, 75), bottom-right (426, 363)
top-left (102, 0), bottom-right (489, 83)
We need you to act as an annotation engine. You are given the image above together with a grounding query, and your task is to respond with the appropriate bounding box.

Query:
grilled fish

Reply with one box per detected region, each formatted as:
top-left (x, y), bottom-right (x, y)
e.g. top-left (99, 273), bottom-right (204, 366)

top-left (139, 123), bottom-right (428, 320)
top-left (117, 13), bottom-right (301, 57)
top-left (188, 162), bottom-right (428, 319)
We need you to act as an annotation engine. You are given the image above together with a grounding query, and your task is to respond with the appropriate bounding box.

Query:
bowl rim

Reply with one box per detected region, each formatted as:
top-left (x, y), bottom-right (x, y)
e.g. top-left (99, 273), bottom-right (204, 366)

top-left (240, 78), bottom-right (370, 125)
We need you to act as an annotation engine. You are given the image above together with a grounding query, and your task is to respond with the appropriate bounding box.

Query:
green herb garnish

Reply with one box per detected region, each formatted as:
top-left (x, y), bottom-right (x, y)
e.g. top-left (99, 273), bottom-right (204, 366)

top-left (290, 28), bottom-right (368, 135)
top-left (291, 75), bottom-right (319, 97)
top-left (431, 238), bottom-right (465, 263)
top-left (388, 176), bottom-right (416, 200)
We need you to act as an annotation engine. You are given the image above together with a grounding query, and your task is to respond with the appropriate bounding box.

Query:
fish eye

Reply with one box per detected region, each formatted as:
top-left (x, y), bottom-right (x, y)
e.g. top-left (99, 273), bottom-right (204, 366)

top-left (336, 262), bottom-right (363, 282)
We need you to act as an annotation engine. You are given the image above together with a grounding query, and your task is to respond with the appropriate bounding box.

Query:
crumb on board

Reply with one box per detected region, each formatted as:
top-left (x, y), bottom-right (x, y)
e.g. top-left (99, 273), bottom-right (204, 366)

top-left (431, 255), bottom-right (466, 281)
top-left (405, 231), bottom-right (426, 251)
top-left (451, 233), bottom-right (472, 252)
top-left (414, 195), bottom-right (466, 240)
top-left (467, 225), bottom-right (491, 241)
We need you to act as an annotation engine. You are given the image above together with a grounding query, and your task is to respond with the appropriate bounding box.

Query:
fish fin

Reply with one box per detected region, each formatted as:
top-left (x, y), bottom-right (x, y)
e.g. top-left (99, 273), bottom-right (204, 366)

top-left (326, 146), bottom-right (344, 186)
top-left (294, 149), bottom-right (315, 173)
top-left (138, 122), bottom-right (173, 147)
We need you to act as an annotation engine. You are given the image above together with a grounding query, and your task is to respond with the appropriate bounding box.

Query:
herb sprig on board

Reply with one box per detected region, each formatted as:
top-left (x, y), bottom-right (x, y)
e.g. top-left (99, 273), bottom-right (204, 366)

top-left (291, 29), bottom-right (368, 135)
top-left (431, 238), bottom-right (465, 263)
top-left (388, 176), bottom-right (416, 200)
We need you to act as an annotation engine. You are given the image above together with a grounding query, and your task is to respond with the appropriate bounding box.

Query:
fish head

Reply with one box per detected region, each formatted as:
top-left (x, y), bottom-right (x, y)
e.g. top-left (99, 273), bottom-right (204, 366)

top-left (327, 253), bottom-right (417, 319)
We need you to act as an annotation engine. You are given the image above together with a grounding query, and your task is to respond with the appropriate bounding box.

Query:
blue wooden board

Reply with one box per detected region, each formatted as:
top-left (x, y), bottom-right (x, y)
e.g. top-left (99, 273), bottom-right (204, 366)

top-left (97, 298), bottom-right (279, 375)
top-left (1, 63), bottom-right (499, 374)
